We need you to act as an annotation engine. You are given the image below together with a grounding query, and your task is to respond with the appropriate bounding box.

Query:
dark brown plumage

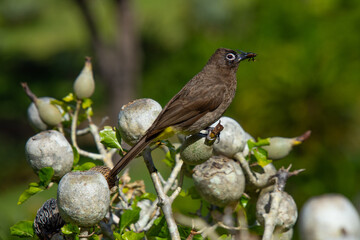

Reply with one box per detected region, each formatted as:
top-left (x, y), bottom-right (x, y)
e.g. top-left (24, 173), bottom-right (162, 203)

top-left (109, 48), bottom-right (255, 178)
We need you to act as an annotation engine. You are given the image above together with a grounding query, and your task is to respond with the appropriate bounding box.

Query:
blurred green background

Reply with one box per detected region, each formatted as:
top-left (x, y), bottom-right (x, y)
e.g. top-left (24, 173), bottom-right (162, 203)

top-left (1, 0), bottom-right (360, 239)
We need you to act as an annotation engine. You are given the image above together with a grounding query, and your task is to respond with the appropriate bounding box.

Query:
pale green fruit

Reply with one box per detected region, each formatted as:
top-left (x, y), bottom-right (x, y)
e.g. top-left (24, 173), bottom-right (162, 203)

top-left (73, 58), bottom-right (95, 99)
top-left (35, 99), bottom-right (62, 126)
top-left (180, 134), bottom-right (213, 165)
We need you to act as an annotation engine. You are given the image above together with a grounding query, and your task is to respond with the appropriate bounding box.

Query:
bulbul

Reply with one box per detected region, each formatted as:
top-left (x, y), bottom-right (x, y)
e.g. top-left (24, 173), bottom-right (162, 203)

top-left (109, 48), bottom-right (255, 179)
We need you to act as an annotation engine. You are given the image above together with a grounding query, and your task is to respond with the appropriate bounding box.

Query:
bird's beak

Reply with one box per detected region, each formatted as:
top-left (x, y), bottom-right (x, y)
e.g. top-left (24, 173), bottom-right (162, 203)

top-left (237, 50), bottom-right (256, 62)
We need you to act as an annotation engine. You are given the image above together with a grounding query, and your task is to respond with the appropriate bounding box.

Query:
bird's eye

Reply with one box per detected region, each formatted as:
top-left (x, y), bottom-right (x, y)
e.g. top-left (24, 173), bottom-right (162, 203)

top-left (226, 53), bottom-right (236, 61)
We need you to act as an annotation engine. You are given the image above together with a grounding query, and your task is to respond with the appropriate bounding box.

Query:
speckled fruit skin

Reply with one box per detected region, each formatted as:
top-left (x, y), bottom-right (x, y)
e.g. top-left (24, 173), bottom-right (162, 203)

top-left (211, 117), bottom-right (247, 158)
top-left (57, 171), bottom-right (110, 227)
top-left (256, 191), bottom-right (298, 232)
top-left (25, 130), bottom-right (73, 179)
top-left (192, 155), bottom-right (245, 207)
top-left (118, 98), bottom-right (162, 145)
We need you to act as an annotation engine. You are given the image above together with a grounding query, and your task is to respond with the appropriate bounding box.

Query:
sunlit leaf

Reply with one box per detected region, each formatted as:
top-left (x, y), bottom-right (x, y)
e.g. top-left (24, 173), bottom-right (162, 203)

top-left (38, 167), bottom-right (54, 186)
top-left (82, 98), bottom-right (93, 109)
top-left (121, 231), bottom-right (145, 240)
top-left (63, 93), bottom-right (75, 102)
top-left (100, 126), bottom-right (122, 149)
top-left (119, 207), bottom-right (141, 234)
top-left (73, 162), bottom-right (96, 171)
top-left (10, 221), bottom-right (34, 238)
top-left (72, 146), bottom-right (80, 166)
top-left (17, 186), bottom-right (44, 205)
top-left (61, 223), bottom-right (80, 235)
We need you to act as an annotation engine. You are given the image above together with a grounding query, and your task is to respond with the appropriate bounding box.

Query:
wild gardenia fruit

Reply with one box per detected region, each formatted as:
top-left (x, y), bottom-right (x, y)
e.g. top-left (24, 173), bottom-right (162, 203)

top-left (299, 194), bottom-right (360, 240)
top-left (28, 97), bottom-right (61, 131)
top-left (35, 98), bottom-right (62, 127)
top-left (262, 130), bottom-right (311, 160)
top-left (57, 171), bottom-right (110, 227)
top-left (118, 98), bottom-right (162, 145)
top-left (211, 116), bottom-right (247, 158)
top-left (256, 191), bottom-right (297, 235)
top-left (73, 57), bottom-right (95, 99)
top-left (192, 155), bottom-right (245, 207)
top-left (25, 130), bottom-right (73, 179)
top-left (180, 134), bottom-right (213, 165)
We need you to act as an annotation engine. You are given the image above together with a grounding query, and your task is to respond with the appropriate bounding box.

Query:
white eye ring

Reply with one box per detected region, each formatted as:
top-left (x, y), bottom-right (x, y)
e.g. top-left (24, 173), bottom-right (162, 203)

top-left (226, 53), bottom-right (236, 61)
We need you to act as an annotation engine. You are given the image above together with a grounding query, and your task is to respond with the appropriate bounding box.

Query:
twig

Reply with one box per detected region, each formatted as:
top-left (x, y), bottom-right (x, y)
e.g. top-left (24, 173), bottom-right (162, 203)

top-left (21, 82), bottom-right (38, 103)
top-left (88, 117), bottom-right (114, 168)
top-left (234, 152), bottom-right (273, 188)
top-left (142, 148), bottom-right (180, 240)
top-left (136, 153), bottom-right (183, 231)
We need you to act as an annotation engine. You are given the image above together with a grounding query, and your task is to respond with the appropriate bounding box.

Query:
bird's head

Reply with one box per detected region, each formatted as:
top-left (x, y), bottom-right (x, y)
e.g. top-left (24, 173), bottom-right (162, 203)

top-left (209, 48), bottom-right (256, 70)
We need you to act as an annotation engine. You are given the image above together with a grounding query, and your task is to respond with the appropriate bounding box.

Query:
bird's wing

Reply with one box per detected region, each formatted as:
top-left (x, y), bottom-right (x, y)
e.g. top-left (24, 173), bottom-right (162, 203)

top-left (146, 83), bottom-right (225, 139)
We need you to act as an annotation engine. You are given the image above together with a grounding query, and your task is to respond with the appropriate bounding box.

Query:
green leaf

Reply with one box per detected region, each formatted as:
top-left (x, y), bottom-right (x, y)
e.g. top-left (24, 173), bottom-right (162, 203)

top-left (239, 195), bottom-right (249, 208)
top-left (247, 138), bottom-right (270, 150)
top-left (119, 207), bottom-right (141, 234)
top-left (86, 106), bottom-right (93, 117)
top-left (17, 186), bottom-right (44, 205)
top-left (73, 162), bottom-right (96, 171)
top-left (162, 140), bottom-right (176, 168)
top-left (72, 146), bottom-right (80, 166)
top-left (89, 234), bottom-right (100, 240)
top-left (100, 126), bottom-right (122, 149)
top-left (146, 216), bottom-right (168, 238)
top-left (121, 231), bottom-right (145, 240)
top-left (82, 98), bottom-right (93, 109)
top-left (138, 192), bottom-right (157, 202)
top-left (219, 234), bottom-right (232, 240)
top-left (61, 223), bottom-right (80, 235)
top-left (114, 232), bottom-right (122, 240)
top-left (10, 221), bottom-right (34, 237)
top-left (187, 186), bottom-right (201, 199)
top-left (63, 93), bottom-right (75, 102)
top-left (253, 148), bottom-right (272, 167)
top-left (38, 167), bottom-right (54, 186)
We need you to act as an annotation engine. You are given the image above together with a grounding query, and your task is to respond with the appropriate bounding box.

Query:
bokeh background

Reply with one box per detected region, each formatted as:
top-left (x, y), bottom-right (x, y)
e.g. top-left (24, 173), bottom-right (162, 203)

top-left (1, 0), bottom-right (360, 239)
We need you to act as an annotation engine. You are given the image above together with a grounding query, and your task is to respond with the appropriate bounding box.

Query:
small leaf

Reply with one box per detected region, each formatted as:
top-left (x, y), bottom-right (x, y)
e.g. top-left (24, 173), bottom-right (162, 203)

top-left (86, 106), bottom-right (93, 117)
top-left (38, 167), bottom-right (54, 186)
top-left (219, 234), bottom-right (232, 240)
top-left (82, 98), bottom-right (93, 109)
top-left (17, 186), bottom-right (44, 205)
top-left (100, 126), bottom-right (122, 149)
top-left (63, 93), bottom-right (75, 102)
top-left (61, 223), bottom-right (80, 235)
top-left (121, 231), bottom-right (145, 240)
top-left (89, 234), bottom-right (100, 240)
top-left (247, 138), bottom-right (270, 150)
top-left (72, 146), bottom-right (80, 166)
top-left (239, 195), bottom-right (249, 208)
top-left (253, 148), bottom-right (272, 167)
top-left (10, 220), bottom-right (34, 237)
top-left (162, 141), bottom-right (176, 167)
top-left (114, 232), bottom-right (122, 240)
top-left (119, 207), bottom-right (141, 234)
top-left (73, 162), bottom-right (96, 171)
top-left (146, 216), bottom-right (168, 238)
top-left (138, 192), bottom-right (157, 202)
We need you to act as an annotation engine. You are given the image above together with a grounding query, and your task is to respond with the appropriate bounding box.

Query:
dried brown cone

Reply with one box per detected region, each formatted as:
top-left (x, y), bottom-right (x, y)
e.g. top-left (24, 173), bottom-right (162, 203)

top-left (90, 166), bottom-right (117, 188)
top-left (34, 198), bottom-right (65, 240)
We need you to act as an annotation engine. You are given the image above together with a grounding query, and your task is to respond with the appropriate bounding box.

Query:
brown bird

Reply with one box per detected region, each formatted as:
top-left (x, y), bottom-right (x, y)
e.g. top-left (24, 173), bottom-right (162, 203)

top-left (109, 48), bottom-right (255, 178)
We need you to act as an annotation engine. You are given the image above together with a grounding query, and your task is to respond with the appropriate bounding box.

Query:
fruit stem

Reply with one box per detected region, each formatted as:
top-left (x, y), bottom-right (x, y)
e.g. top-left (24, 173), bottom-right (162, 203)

top-left (21, 82), bottom-right (38, 103)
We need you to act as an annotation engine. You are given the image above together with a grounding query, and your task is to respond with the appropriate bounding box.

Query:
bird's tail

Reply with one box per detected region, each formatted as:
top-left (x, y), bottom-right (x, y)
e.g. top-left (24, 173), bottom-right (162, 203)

top-left (109, 135), bottom-right (150, 178)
